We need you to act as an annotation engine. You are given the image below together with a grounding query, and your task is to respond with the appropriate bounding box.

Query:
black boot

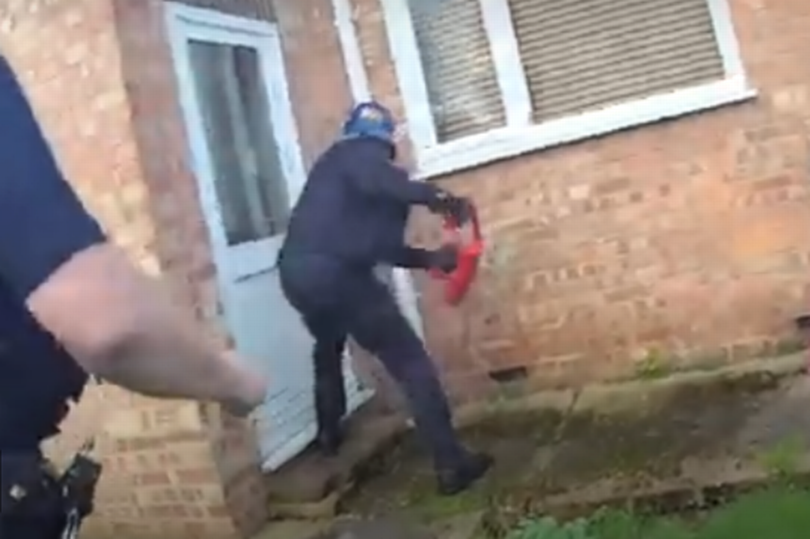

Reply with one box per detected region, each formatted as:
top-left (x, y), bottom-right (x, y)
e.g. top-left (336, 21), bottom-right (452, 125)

top-left (436, 452), bottom-right (494, 496)
top-left (313, 394), bottom-right (345, 456)
top-left (313, 377), bottom-right (347, 456)
top-left (315, 425), bottom-right (344, 456)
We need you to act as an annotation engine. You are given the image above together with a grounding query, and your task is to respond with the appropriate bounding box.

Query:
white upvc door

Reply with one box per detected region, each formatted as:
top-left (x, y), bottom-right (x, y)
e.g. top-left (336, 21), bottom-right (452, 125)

top-left (165, 3), bottom-right (371, 471)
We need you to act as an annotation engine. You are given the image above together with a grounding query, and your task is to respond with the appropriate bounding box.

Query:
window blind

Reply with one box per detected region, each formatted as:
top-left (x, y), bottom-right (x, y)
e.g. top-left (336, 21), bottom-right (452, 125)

top-left (508, 0), bottom-right (725, 122)
top-left (408, 0), bottom-right (506, 142)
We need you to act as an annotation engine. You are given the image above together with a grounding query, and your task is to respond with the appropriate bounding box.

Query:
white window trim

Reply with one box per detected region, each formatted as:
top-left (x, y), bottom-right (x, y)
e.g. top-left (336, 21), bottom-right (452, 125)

top-left (382, 0), bottom-right (757, 179)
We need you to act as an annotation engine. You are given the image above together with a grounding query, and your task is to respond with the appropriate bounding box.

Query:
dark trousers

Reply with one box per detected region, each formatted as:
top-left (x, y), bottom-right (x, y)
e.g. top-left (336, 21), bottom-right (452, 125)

top-left (279, 254), bottom-right (466, 469)
top-left (0, 453), bottom-right (65, 539)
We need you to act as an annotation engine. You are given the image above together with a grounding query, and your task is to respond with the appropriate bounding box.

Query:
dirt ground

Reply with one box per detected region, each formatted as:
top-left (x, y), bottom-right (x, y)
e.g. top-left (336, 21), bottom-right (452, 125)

top-left (339, 365), bottom-right (810, 535)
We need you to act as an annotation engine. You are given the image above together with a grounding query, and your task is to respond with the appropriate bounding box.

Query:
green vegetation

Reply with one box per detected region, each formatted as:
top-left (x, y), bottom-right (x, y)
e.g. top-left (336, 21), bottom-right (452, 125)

top-left (756, 434), bottom-right (804, 478)
top-left (506, 486), bottom-right (810, 539)
top-left (632, 347), bottom-right (673, 380)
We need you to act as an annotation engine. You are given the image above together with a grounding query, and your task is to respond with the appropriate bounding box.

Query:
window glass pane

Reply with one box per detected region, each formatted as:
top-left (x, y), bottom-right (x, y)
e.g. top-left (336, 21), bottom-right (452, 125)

top-left (188, 41), bottom-right (289, 245)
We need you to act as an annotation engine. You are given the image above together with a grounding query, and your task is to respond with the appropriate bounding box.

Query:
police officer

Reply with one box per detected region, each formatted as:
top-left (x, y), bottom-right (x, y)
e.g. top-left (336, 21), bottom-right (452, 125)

top-left (279, 101), bottom-right (493, 495)
top-left (0, 56), bottom-right (267, 538)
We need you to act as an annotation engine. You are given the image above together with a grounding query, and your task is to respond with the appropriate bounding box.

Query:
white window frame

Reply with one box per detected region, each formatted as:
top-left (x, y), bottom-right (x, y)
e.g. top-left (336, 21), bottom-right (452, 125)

top-left (382, 0), bottom-right (756, 179)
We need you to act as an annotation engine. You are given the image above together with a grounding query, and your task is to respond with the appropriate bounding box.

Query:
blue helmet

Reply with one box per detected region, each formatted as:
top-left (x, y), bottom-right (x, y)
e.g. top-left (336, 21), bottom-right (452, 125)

top-left (342, 101), bottom-right (396, 143)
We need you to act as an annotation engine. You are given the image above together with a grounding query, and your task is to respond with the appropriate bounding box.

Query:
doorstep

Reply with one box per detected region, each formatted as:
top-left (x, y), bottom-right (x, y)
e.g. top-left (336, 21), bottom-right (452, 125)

top-left (265, 399), bottom-right (408, 519)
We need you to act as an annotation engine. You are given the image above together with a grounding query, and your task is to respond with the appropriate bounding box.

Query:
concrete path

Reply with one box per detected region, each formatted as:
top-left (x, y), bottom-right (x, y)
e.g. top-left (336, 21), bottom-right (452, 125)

top-left (258, 356), bottom-right (810, 539)
top-left (260, 513), bottom-right (483, 539)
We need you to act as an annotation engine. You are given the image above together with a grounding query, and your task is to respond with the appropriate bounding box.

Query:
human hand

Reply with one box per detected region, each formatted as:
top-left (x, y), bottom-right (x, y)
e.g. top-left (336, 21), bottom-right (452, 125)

top-left (428, 244), bottom-right (459, 273)
top-left (219, 352), bottom-right (268, 417)
top-left (434, 193), bottom-right (473, 225)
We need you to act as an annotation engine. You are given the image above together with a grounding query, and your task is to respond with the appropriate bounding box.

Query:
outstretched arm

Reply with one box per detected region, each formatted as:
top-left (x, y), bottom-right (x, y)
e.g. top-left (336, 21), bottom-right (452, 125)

top-left (0, 56), bottom-right (264, 415)
top-left (344, 141), bottom-right (474, 226)
top-left (344, 140), bottom-right (445, 206)
top-left (386, 247), bottom-right (434, 269)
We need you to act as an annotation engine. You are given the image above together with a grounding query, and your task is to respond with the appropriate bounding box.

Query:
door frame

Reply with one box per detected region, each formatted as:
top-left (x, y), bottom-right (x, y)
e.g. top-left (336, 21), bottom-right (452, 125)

top-left (163, 3), bottom-right (373, 434)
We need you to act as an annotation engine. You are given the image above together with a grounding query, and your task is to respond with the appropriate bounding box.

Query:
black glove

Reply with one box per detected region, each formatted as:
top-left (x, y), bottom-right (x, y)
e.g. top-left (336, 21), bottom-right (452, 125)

top-left (429, 191), bottom-right (473, 225)
top-left (427, 245), bottom-right (459, 273)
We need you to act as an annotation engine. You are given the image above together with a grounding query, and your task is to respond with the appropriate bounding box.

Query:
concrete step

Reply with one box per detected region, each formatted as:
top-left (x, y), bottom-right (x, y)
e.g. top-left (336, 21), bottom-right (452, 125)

top-left (265, 402), bottom-right (408, 518)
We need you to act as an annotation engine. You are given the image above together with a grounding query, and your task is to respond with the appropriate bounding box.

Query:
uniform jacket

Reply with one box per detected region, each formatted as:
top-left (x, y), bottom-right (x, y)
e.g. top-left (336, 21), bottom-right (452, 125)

top-left (282, 138), bottom-right (443, 269)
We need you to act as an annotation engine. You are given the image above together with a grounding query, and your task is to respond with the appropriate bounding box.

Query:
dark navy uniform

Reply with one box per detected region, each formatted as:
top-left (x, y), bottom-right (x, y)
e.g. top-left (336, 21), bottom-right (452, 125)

top-left (0, 56), bottom-right (105, 538)
top-left (279, 102), bottom-right (492, 494)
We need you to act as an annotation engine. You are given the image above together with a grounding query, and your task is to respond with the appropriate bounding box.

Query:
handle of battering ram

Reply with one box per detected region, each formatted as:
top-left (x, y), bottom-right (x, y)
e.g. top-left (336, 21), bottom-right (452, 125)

top-left (429, 204), bottom-right (483, 305)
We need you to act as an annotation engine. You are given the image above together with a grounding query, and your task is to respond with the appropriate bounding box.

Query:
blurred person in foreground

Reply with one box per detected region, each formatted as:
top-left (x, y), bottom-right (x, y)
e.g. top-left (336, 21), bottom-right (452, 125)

top-left (0, 55), bottom-right (267, 539)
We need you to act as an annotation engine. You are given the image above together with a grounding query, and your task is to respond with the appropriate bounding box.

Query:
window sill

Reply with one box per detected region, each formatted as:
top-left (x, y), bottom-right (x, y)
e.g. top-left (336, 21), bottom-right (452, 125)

top-left (414, 76), bottom-right (757, 180)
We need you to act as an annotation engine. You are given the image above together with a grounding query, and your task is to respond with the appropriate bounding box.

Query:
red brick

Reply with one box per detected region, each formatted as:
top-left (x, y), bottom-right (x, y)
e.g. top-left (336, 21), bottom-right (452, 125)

top-left (171, 466), bottom-right (218, 484)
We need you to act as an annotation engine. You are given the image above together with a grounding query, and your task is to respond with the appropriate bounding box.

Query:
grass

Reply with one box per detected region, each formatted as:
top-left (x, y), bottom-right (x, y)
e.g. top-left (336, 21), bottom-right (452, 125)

top-left (506, 485), bottom-right (810, 539)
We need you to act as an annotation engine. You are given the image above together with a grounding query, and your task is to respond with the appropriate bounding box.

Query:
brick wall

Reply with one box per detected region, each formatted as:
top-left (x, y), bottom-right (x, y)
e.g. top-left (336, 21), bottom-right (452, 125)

top-left (172, 0), bottom-right (275, 20)
top-left (349, 0), bottom-right (810, 404)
